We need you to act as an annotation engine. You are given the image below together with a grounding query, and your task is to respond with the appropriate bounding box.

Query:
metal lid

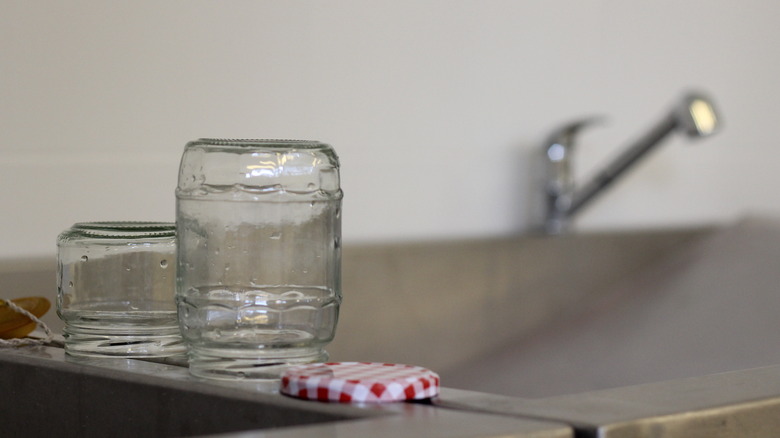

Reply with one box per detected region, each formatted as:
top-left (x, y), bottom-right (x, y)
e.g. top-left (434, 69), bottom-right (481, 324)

top-left (280, 362), bottom-right (440, 403)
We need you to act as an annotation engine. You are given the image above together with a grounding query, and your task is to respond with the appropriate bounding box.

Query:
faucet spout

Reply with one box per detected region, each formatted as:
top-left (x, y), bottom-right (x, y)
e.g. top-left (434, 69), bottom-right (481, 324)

top-left (543, 91), bottom-right (721, 234)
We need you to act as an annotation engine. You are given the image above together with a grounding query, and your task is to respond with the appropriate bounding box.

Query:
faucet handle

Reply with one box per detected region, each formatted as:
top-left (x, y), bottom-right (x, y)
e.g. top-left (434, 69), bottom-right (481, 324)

top-left (545, 117), bottom-right (605, 154)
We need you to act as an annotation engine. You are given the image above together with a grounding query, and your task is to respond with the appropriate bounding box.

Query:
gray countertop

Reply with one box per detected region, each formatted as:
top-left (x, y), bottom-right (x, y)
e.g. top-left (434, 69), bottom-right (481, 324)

top-left (0, 345), bottom-right (571, 438)
top-left (5, 345), bottom-right (780, 437)
top-left (439, 365), bottom-right (780, 437)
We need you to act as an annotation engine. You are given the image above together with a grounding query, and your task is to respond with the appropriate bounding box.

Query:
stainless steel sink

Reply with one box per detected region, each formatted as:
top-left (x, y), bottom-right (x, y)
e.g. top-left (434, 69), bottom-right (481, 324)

top-left (5, 216), bottom-right (780, 436)
top-left (8, 217), bottom-right (780, 399)
top-left (441, 216), bottom-right (780, 397)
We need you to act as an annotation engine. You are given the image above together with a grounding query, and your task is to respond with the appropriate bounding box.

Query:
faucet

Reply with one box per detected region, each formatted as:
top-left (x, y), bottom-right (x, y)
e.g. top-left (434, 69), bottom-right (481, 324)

top-left (542, 91), bottom-right (721, 234)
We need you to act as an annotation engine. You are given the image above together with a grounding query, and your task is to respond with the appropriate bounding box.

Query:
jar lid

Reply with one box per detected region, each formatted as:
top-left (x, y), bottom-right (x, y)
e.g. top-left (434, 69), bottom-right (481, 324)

top-left (280, 362), bottom-right (440, 403)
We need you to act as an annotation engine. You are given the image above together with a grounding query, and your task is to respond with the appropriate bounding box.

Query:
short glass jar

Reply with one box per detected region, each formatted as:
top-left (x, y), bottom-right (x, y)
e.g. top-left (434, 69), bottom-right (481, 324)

top-left (57, 222), bottom-right (186, 357)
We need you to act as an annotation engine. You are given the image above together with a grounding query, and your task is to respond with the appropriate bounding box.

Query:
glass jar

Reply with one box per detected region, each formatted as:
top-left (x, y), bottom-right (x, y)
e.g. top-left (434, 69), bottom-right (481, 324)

top-left (175, 139), bottom-right (342, 380)
top-left (57, 222), bottom-right (185, 357)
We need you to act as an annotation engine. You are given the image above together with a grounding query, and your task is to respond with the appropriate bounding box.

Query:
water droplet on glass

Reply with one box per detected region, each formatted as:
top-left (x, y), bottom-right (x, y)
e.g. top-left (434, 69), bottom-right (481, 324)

top-left (270, 232), bottom-right (281, 240)
top-left (307, 182), bottom-right (315, 190)
top-left (68, 281), bottom-right (73, 288)
top-left (160, 259), bottom-right (168, 268)
top-left (80, 255), bottom-right (88, 262)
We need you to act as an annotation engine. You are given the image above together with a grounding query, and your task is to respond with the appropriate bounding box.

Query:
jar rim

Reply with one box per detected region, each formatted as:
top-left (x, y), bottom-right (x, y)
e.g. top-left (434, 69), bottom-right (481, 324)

top-left (187, 138), bottom-right (330, 150)
top-left (68, 222), bottom-right (175, 239)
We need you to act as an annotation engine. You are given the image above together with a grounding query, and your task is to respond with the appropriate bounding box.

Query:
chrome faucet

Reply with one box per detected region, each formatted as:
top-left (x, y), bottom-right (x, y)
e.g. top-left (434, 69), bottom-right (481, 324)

top-left (543, 91), bottom-right (721, 234)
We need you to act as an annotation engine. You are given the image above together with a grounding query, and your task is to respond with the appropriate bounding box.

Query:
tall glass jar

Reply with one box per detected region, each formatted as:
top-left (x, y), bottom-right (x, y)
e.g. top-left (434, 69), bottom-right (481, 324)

top-left (175, 139), bottom-right (342, 380)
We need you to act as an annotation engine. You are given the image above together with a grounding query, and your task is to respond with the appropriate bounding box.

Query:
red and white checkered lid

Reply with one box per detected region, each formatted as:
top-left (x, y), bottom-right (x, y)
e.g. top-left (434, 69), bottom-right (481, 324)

top-left (280, 362), bottom-right (440, 403)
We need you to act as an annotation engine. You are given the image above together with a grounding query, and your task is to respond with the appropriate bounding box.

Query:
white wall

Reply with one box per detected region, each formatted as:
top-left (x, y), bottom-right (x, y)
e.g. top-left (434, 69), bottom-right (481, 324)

top-left (2, 0), bottom-right (779, 259)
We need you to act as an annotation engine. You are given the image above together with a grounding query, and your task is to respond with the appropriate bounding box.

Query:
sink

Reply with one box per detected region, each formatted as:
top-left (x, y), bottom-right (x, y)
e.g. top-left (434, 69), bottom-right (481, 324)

top-left (4, 216), bottom-right (780, 401)
top-left (330, 216), bottom-right (780, 398)
top-left (331, 220), bottom-right (718, 387)
top-left (439, 216), bottom-right (780, 397)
